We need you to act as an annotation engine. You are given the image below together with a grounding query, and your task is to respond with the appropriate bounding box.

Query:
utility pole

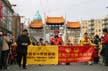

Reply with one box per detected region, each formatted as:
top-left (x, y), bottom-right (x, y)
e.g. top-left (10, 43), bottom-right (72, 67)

top-left (106, 6), bottom-right (108, 17)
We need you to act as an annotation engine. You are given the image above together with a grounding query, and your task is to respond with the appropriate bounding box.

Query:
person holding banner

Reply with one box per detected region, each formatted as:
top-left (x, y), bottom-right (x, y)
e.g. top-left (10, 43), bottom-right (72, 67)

top-left (80, 32), bottom-right (95, 65)
top-left (100, 28), bottom-right (108, 66)
top-left (50, 30), bottom-right (63, 45)
top-left (44, 41), bottom-right (50, 46)
top-left (80, 33), bottom-right (93, 46)
top-left (39, 38), bottom-right (44, 45)
top-left (93, 34), bottom-right (101, 64)
top-left (16, 29), bottom-right (30, 69)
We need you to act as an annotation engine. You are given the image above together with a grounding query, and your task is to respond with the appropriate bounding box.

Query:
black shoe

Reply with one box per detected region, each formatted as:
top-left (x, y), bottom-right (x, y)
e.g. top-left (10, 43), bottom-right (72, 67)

top-left (18, 64), bottom-right (21, 67)
top-left (104, 64), bottom-right (108, 66)
top-left (4, 67), bottom-right (7, 69)
top-left (23, 67), bottom-right (26, 69)
top-left (0, 67), bottom-right (2, 70)
top-left (66, 63), bottom-right (70, 65)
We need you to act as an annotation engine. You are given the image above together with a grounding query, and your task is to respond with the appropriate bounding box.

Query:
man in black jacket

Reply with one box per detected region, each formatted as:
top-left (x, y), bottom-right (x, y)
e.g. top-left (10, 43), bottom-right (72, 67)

top-left (16, 29), bottom-right (30, 69)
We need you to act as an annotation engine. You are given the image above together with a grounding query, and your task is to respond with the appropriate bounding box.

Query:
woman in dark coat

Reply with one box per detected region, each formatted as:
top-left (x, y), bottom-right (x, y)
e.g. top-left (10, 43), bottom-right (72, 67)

top-left (93, 35), bottom-right (100, 64)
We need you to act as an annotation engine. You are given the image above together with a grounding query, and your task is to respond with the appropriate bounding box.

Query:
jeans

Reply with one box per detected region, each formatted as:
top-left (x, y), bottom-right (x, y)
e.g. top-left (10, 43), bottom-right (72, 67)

top-left (102, 44), bottom-right (108, 65)
top-left (0, 50), bottom-right (9, 69)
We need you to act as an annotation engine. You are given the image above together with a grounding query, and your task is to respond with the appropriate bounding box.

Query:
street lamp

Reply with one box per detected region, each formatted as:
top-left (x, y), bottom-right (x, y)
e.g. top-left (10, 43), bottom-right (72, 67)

top-left (11, 4), bottom-right (17, 7)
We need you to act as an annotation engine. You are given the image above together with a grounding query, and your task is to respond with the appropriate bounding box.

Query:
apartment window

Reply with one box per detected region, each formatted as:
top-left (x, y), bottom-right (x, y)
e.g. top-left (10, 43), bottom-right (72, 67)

top-left (99, 29), bottom-right (101, 32)
top-left (82, 26), bottom-right (84, 28)
top-left (98, 21), bottom-right (101, 23)
top-left (103, 21), bottom-right (105, 23)
top-left (106, 25), bottom-right (108, 28)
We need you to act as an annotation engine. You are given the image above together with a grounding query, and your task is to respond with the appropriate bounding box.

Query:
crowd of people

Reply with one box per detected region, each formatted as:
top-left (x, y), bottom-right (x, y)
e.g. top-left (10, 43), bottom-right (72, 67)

top-left (0, 28), bottom-right (108, 70)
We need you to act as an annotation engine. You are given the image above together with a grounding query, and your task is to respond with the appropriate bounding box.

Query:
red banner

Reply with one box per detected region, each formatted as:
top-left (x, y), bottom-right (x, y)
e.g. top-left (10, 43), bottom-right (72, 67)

top-left (0, 1), bottom-right (2, 18)
top-left (59, 46), bottom-right (95, 63)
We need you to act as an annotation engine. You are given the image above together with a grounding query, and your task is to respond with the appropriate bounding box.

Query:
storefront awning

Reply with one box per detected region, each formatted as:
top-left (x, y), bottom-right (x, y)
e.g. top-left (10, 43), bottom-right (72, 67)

top-left (67, 22), bottom-right (80, 29)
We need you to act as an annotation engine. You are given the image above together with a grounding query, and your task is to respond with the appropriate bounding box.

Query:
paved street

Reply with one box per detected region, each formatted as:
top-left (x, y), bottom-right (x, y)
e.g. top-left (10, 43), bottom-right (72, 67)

top-left (1, 63), bottom-right (108, 71)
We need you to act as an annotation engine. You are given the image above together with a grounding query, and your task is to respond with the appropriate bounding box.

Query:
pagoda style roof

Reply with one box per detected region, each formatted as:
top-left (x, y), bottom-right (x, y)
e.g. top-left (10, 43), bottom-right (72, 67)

top-left (67, 22), bottom-right (80, 29)
top-left (46, 16), bottom-right (64, 25)
top-left (29, 20), bottom-right (43, 29)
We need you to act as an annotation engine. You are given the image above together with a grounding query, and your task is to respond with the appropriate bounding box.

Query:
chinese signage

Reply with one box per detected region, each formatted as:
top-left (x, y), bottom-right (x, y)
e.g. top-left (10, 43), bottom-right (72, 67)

top-left (27, 45), bottom-right (58, 64)
top-left (27, 45), bottom-right (95, 64)
top-left (59, 46), bottom-right (95, 63)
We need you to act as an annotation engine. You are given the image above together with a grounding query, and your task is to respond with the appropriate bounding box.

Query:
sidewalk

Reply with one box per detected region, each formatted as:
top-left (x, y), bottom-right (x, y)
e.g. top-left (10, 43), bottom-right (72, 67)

top-left (2, 63), bottom-right (108, 71)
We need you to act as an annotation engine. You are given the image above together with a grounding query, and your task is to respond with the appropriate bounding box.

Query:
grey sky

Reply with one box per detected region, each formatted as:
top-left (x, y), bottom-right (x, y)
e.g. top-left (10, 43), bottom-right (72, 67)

top-left (9, 0), bottom-right (108, 21)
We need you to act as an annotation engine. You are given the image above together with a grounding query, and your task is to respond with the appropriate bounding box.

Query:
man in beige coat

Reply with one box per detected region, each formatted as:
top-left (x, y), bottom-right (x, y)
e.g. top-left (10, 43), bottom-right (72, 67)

top-left (0, 33), bottom-right (10, 69)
